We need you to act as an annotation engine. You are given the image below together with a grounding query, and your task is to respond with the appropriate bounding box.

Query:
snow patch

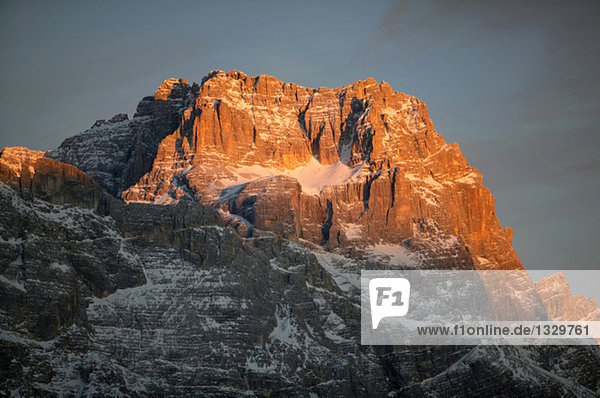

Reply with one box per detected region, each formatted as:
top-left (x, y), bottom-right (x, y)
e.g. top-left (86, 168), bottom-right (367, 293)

top-left (340, 223), bottom-right (364, 240)
top-left (50, 263), bottom-right (71, 273)
top-left (212, 157), bottom-right (365, 197)
top-left (455, 172), bottom-right (480, 185)
top-left (365, 244), bottom-right (420, 267)
top-left (287, 157), bottom-right (364, 195)
top-left (0, 275), bottom-right (26, 292)
top-left (268, 305), bottom-right (301, 348)
top-left (312, 251), bottom-right (360, 292)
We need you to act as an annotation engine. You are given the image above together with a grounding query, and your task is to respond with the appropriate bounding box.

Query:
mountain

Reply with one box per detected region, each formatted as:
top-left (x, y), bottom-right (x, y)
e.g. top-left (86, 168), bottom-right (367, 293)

top-left (50, 70), bottom-right (519, 270)
top-left (1, 71), bottom-right (599, 396)
top-left (536, 273), bottom-right (600, 322)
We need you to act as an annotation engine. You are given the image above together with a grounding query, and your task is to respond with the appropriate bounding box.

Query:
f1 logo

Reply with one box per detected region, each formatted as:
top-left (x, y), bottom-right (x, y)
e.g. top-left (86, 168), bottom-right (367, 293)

top-left (369, 278), bottom-right (411, 329)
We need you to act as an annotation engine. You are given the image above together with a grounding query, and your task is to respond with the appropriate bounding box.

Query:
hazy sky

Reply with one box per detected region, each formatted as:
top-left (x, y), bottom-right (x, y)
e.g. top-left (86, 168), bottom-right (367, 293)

top-left (0, 0), bottom-right (598, 271)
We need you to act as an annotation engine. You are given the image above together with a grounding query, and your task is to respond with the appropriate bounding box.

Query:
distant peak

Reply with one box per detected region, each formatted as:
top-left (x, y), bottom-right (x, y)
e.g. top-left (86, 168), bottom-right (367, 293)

top-left (543, 272), bottom-right (568, 283)
top-left (227, 70), bottom-right (248, 79)
top-left (154, 78), bottom-right (190, 100)
top-left (91, 113), bottom-right (129, 129)
top-left (196, 69), bottom-right (392, 95)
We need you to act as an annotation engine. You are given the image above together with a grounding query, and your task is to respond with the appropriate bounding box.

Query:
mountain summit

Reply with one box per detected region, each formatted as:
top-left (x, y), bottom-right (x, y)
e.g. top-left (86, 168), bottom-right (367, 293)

top-left (51, 70), bottom-right (519, 270)
top-left (1, 70), bottom-right (599, 396)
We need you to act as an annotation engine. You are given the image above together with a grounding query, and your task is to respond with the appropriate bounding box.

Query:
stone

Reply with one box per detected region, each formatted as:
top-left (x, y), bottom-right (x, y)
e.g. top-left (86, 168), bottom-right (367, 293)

top-left (1, 72), bottom-right (598, 396)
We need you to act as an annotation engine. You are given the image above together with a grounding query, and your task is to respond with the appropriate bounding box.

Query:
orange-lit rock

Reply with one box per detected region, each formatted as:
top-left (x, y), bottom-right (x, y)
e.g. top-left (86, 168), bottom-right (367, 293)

top-left (154, 78), bottom-right (190, 101)
top-left (535, 273), bottom-right (600, 321)
top-left (121, 71), bottom-right (522, 269)
top-left (0, 146), bottom-right (110, 212)
top-left (45, 70), bottom-right (517, 270)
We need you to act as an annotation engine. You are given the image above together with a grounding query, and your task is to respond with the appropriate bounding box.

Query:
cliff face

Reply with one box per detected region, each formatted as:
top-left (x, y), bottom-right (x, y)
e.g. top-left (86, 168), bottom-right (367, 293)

top-left (51, 70), bottom-right (519, 269)
top-left (2, 148), bottom-right (599, 397)
top-left (0, 148), bottom-right (146, 342)
top-left (48, 79), bottom-right (198, 197)
top-left (535, 273), bottom-right (600, 322)
top-left (0, 146), bottom-right (112, 213)
top-left (2, 68), bottom-right (600, 395)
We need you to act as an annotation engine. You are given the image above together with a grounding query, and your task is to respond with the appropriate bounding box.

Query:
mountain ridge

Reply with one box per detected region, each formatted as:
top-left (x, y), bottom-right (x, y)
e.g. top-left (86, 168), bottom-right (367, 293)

top-left (1, 69), bottom-right (599, 395)
top-left (1, 143), bottom-right (599, 396)
top-left (49, 70), bottom-right (521, 270)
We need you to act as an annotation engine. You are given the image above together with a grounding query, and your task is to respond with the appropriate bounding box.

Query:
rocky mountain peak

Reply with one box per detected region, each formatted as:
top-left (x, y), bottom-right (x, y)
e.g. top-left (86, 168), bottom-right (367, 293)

top-left (2, 70), bottom-right (600, 396)
top-left (184, 69), bottom-right (420, 168)
top-left (49, 70), bottom-right (522, 269)
top-left (1, 146), bottom-right (112, 212)
top-left (154, 77), bottom-right (191, 101)
top-left (535, 273), bottom-right (600, 322)
top-left (91, 113), bottom-right (129, 129)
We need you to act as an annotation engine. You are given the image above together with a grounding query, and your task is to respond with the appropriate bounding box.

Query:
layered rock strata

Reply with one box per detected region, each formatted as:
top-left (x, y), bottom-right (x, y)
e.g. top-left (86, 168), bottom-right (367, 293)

top-left (51, 71), bottom-right (519, 270)
top-left (1, 148), bottom-right (599, 396)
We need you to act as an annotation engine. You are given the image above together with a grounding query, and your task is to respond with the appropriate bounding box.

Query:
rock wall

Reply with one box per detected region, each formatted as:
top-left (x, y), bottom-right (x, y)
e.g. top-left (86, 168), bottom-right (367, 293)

top-left (105, 71), bottom-right (521, 269)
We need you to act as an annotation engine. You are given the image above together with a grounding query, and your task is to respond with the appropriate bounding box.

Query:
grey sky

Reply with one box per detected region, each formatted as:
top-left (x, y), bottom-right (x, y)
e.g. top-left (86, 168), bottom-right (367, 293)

top-left (1, 0), bottom-right (598, 271)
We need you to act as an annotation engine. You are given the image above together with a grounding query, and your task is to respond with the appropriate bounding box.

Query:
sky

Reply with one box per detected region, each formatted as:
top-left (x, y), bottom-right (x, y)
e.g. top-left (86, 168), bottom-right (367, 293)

top-left (0, 0), bottom-right (598, 272)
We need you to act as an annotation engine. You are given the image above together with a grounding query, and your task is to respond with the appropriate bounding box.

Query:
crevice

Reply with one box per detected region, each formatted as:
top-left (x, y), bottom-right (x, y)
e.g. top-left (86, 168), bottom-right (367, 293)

top-left (390, 168), bottom-right (397, 208)
top-left (358, 169), bottom-right (381, 221)
top-left (297, 93), bottom-right (315, 155)
top-left (214, 99), bottom-right (223, 147)
top-left (311, 124), bottom-right (325, 160)
top-left (385, 168), bottom-right (397, 225)
top-left (338, 97), bottom-right (364, 163)
top-left (320, 199), bottom-right (333, 248)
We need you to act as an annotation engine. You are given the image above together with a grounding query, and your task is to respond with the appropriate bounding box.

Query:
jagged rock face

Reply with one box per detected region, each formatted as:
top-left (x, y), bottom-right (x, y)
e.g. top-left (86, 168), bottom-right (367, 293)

top-left (8, 69), bottom-right (596, 394)
top-left (103, 70), bottom-right (520, 269)
top-left (48, 78), bottom-right (199, 197)
top-left (536, 273), bottom-right (600, 322)
top-left (393, 345), bottom-right (600, 397)
top-left (1, 150), bottom-right (599, 396)
top-left (0, 148), bottom-right (389, 396)
top-left (0, 146), bottom-right (112, 213)
top-left (0, 149), bottom-right (146, 342)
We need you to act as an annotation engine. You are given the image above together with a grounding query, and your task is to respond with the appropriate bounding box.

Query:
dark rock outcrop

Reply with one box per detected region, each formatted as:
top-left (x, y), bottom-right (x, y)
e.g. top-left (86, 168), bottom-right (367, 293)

top-left (1, 70), bottom-right (598, 396)
top-left (101, 71), bottom-right (520, 270)
top-left (48, 78), bottom-right (199, 197)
